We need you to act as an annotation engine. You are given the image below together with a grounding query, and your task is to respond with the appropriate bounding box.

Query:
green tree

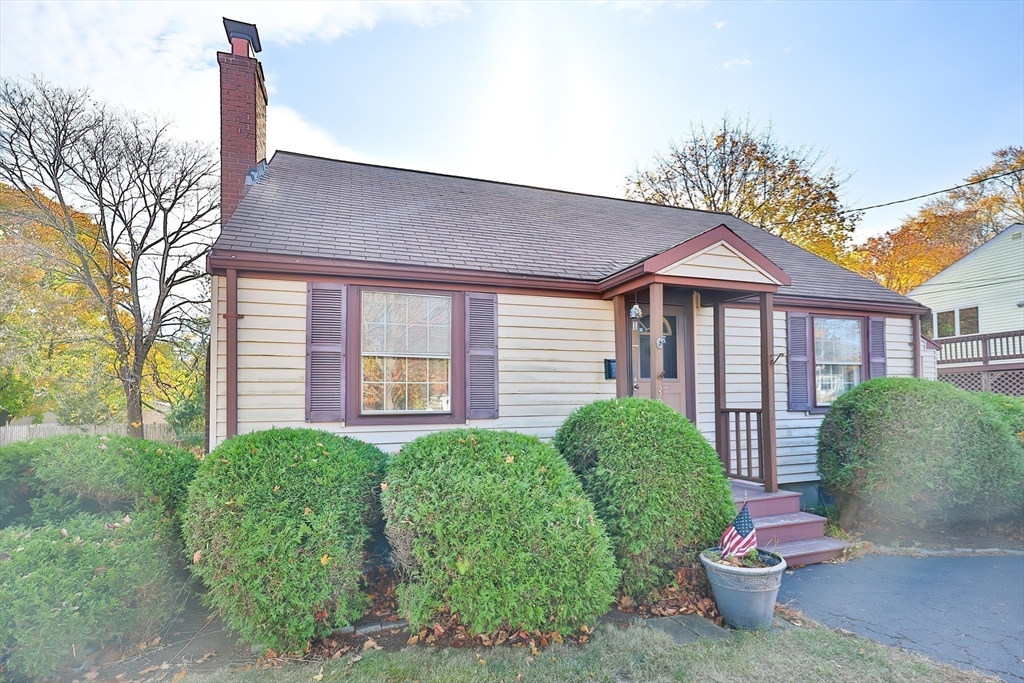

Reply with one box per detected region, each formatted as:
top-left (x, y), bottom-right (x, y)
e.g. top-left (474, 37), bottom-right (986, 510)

top-left (626, 115), bottom-right (860, 264)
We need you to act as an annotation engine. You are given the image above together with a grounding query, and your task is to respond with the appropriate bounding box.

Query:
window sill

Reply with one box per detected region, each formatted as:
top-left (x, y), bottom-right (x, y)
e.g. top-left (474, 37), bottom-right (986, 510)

top-left (342, 412), bottom-right (466, 427)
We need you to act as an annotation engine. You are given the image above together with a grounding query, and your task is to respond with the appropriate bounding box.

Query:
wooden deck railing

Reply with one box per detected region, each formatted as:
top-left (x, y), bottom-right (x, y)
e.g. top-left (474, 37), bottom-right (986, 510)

top-left (718, 408), bottom-right (764, 483)
top-left (937, 329), bottom-right (1024, 365)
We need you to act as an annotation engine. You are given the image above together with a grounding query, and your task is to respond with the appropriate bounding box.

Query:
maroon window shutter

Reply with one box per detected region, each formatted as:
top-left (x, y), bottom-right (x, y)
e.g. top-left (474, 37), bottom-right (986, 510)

top-left (787, 312), bottom-right (812, 411)
top-left (306, 282), bottom-right (346, 422)
top-left (867, 317), bottom-right (887, 379)
top-left (466, 292), bottom-right (498, 419)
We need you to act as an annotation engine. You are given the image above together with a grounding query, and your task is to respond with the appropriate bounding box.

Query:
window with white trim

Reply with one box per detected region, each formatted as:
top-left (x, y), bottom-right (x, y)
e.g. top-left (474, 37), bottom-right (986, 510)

top-left (813, 317), bottom-right (862, 406)
top-left (360, 291), bottom-right (451, 413)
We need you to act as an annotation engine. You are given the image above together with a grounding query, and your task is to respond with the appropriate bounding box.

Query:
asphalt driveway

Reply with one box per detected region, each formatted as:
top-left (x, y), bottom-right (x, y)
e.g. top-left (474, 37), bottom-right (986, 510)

top-left (778, 554), bottom-right (1024, 681)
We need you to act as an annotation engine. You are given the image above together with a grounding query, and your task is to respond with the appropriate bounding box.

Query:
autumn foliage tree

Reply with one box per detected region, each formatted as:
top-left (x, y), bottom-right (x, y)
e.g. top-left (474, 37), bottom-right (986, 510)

top-left (0, 77), bottom-right (217, 435)
top-left (852, 147), bottom-right (1024, 293)
top-left (626, 116), bottom-right (860, 264)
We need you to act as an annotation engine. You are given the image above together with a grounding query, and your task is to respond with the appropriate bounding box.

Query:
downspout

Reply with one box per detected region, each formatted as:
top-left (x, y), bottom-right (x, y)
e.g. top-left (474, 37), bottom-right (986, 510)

top-left (224, 268), bottom-right (241, 439)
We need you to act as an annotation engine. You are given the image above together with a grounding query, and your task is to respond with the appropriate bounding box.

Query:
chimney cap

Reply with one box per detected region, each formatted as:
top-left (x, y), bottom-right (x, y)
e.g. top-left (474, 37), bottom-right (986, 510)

top-left (223, 18), bottom-right (262, 53)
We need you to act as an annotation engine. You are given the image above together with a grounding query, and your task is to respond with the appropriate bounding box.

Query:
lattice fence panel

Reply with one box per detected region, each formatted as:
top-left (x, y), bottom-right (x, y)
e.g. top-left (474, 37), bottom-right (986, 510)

top-left (990, 369), bottom-right (1024, 397)
top-left (939, 372), bottom-right (984, 392)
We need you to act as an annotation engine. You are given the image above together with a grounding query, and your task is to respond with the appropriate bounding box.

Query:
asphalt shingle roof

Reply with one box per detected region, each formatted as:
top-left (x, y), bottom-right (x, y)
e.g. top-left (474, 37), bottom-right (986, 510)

top-left (214, 151), bottom-right (918, 307)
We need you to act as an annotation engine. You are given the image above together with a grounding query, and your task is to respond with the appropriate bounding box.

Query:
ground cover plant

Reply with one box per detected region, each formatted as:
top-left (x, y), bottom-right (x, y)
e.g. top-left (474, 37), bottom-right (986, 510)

top-left (818, 378), bottom-right (1024, 527)
top-left (183, 428), bottom-right (387, 654)
top-left (0, 508), bottom-right (182, 679)
top-left (382, 429), bottom-right (619, 635)
top-left (554, 397), bottom-right (736, 596)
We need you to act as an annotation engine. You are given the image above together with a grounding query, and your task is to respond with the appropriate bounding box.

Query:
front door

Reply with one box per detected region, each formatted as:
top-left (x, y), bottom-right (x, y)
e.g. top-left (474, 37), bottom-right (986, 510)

top-left (635, 304), bottom-right (687, 416)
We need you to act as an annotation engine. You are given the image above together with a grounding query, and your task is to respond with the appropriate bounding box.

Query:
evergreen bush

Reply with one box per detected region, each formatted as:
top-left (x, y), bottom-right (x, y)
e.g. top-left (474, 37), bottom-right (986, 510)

top-left (817, 378), bottom-right (1024, 525)
top-left (382, 429), bottom-right (619, 634)
top-left (30, 434), bottom-right (200, 518)
top-left (554, 398), bottom-right (735, 597)
top-left (183, 428), bottom-right (387, 653)
top-left (0, 508), bottom-right (182, 679)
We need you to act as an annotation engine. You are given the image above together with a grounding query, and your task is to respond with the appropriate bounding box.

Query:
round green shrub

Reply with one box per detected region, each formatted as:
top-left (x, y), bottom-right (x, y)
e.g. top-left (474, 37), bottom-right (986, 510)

top-left (382, 429), bottom-right (619, 634)
top-left (183, 428), bottom-right (387, 653)
top-left (818, 378), bottom-right (1024, 526)
top-left (0, 508), bottom-right (183, 679)
top-left (554, 398), bottom-right (736, 597)
top-left (30, 434), bottom-right (201, 517)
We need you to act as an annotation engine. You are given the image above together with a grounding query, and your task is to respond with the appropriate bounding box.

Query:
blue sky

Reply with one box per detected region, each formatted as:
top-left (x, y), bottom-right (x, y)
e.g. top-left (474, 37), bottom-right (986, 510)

top-left (1, 1), bottom-right (1022, 240)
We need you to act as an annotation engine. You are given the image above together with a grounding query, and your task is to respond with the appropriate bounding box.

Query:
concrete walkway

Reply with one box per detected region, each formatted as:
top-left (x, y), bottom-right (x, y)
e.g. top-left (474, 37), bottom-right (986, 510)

top-left (778, 554), bottom-right (1024, 681)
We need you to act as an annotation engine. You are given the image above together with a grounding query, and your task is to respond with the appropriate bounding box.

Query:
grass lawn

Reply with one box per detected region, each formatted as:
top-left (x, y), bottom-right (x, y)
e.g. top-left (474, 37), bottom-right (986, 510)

top-left (185, 622), bottom-right (996, 683)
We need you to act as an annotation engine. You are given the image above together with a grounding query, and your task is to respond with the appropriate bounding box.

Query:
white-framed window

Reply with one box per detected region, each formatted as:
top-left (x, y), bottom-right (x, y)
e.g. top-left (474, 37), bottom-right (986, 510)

top-left (930, 306), bottom-right (980, 338)
top-left (813, 317), bottom-right (862, 406)
top-left (360, 291), bottom-right (452, 413)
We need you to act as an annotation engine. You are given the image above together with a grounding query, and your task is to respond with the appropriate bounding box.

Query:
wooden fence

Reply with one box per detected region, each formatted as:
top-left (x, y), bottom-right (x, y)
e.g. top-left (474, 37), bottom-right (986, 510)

top-left (0, 422), bottom-right (178, 447)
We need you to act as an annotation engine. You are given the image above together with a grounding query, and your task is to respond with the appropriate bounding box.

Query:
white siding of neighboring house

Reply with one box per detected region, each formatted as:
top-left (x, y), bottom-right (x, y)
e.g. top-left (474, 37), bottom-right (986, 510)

top-left (909, 224), bottom-right (1024, 337)
top-left (210, 280), bottom-right (616, 450)
top-left (693, 306), bottom-right (917, 484)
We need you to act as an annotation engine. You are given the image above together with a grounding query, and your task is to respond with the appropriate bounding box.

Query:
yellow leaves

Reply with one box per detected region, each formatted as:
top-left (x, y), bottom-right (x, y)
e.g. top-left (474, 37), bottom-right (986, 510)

top-left (273, 486), bottom-right (280, 492)
top-left (320, 554), bottom-right (331, 566)
top-left (304, 507), bottom-right (312, 516)
top-left (380, 482), bottom-right (389, 491)
top-left (505, 455), bottom-right (514, 463)
top-left (362, 637), bottom-right (382, 651)
top-left (193, 550), bottom-right (202, 564)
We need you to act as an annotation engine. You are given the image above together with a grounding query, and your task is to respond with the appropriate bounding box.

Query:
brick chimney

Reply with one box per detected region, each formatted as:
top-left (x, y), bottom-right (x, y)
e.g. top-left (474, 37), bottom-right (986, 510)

top-left (218, 18), bottom-right (267, 225)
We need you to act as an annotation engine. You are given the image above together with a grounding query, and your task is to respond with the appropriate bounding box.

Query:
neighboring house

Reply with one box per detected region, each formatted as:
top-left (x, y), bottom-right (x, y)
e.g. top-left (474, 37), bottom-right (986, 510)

top-left (908, 223), bottom-right (1024, 396)
top-left (207, 21), bottom-right (933, 563)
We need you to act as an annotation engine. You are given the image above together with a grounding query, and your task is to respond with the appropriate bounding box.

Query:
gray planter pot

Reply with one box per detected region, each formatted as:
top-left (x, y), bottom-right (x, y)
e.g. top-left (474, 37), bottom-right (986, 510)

top-left (699, 547), bottom-right (787, 630)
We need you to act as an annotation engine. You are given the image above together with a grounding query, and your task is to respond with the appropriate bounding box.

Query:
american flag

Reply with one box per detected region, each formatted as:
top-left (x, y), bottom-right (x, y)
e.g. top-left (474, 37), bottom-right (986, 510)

top-left (720, 504), bottom-right (758, 559)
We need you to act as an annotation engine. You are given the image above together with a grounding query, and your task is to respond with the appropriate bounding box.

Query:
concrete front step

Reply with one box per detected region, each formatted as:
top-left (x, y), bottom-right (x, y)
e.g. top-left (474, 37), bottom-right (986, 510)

top-left (751, 511), bottom-right (827, 544)
top-left (762, 537), bottom-right (850, 567)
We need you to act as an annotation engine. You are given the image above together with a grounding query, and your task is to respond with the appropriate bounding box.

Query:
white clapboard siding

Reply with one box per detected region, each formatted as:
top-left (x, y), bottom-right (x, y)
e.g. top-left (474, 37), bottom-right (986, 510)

top-left (210, 285), bottom-right (616, 451)
top-left (909, 225), bottom-right (1024, 335)
top-left (469, 294), bottom-right (616, 438)
top-left (694, 305), bottom-right (917, 484)
top-left (922, 339), bottom-right (938, 380)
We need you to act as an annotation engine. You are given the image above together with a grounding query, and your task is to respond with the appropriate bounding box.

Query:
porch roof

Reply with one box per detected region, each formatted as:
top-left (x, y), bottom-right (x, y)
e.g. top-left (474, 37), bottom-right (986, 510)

top-left (214, 151), bottom-right (920, 309)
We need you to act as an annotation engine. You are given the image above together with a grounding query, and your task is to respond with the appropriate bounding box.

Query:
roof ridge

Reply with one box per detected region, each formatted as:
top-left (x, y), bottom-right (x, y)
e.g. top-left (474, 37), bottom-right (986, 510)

top-left (270, 149), bottom-right (739, 219)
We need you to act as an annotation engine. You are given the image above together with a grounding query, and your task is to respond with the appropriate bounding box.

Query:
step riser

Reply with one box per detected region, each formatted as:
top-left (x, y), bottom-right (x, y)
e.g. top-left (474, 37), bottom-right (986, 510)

top-left (737, 497), bottom-right (801, 517)
top-left (777, 548), bottom-right (846, 566)
top-left (755, 520), bottom-right (826, 544)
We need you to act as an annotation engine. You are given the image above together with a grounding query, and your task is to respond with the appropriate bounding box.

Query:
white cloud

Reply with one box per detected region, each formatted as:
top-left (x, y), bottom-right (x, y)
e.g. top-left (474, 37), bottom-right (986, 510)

top-left (0, 2), bottom-right (465, 156)
top-left (715, 21), bottom-right (725, 29)
top-left (267, 105), bottom-right (365, 161)
top-left (723, 58), bottom-right (752, 68)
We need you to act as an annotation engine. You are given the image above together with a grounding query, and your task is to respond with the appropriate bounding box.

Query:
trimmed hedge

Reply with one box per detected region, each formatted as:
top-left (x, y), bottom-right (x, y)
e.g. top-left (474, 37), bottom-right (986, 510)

top-left (30, 434), bottom-right (200, 517)
top-left (0, 509), bottom-right (182, 679)
top-left (818, 378), bottom-right (1024, 525)
top-left (382, 429), bottom-right (619, 634)
top-left (183, 428), bottom-right (387, 653)
top-left (1, 435), bottom-right (200, 528)
top-left (554, 398), bottom-right (736, 597)
top-left (0, 440), bottom-right (46, 527)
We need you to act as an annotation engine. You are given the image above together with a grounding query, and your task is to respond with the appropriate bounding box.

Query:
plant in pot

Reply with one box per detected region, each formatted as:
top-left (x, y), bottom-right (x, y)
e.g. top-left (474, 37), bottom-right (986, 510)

top-left (699, 503), bottom-right (786, 629)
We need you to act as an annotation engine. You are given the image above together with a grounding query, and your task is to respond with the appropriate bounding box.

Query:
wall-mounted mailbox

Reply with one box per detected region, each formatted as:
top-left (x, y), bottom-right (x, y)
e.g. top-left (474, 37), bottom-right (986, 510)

top-left (604, 359), bottom-right (616, 380)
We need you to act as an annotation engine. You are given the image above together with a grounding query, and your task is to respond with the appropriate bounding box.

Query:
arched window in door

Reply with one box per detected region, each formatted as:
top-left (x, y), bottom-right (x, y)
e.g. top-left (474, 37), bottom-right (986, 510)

top-left (639, 314), bottom-right (678, 379)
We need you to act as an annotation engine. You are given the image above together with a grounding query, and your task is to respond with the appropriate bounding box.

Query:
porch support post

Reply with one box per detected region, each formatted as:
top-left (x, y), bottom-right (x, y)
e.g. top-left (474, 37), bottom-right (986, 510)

top-left (759, 292), bottom-right (778, 492)
top-left (613, 294), bottom-right (629, 397)
top-left (225, 268), bottom-right (240, 440)
top-left (713, 302), bottom-right (727, 465)
top-left (912, 314), bottom-right (923, 378)
top-left (650, 283), bottom-right (664, 401)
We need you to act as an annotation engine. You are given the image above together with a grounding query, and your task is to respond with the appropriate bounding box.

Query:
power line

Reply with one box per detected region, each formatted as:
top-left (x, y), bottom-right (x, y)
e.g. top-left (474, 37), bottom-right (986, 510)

top-left (763, 168), bottom-right (1022, 228)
